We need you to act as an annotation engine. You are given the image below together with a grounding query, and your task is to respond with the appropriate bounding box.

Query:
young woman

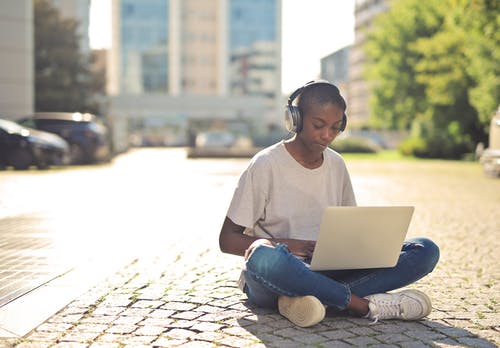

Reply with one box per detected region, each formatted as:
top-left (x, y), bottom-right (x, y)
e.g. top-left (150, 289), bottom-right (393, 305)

top-left (219, 81), bottom-right (440, 327)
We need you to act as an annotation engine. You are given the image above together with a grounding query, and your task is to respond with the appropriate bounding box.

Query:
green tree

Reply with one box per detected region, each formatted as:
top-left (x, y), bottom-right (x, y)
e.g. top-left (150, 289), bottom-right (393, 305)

top-left (365, 0), bottom-right (499, 158)
top-left (364, 0), bottom-right (444, 131)
top-left (34, 0), bottom-right (104, 114)
top-left (463, 0), bottom-right (500, 136)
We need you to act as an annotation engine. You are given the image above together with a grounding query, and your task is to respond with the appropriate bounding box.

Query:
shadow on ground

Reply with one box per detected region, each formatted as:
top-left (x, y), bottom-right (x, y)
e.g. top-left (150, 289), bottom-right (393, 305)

top-left (237, 301), bottom-right (498, 347)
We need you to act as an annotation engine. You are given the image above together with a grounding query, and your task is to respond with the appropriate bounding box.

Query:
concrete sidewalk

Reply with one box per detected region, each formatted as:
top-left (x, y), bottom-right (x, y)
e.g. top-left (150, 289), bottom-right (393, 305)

top-left (1, 149), bottom-right (499, 347)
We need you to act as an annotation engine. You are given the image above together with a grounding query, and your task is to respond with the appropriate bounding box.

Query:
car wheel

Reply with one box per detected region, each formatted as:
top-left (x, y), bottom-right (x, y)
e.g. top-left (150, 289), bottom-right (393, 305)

top-left (36, 158), bottom-right (49, 170)
top-left (9, 148), bottom-right (33, 170)
top-left (69, 143), bottom-right (84, 164)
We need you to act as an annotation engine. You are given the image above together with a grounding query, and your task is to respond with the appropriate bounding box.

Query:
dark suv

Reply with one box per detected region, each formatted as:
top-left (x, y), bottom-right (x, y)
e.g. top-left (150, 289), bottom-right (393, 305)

top-left (0, 118), bottom-right (69, 170)
top-left (19, 112), bottom-right (112, 165)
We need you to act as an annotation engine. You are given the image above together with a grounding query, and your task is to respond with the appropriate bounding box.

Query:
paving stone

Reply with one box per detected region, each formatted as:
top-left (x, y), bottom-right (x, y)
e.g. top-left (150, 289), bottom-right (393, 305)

top-left (119, 307), bottom-right (153, 317)
top-left (104, 324), bottom-right (137, 334)
top-left (80, 315), bottom-right (118, 324)
top-left (432, 338), bottom-right (463, 347)
top-left (397, 341), bottom-right (433, 348)
top-left (344, 335), bottom-right (381, 346)
top-left (177, 341), bottom-right (217, 348)
top-left (147, 308), bottom-right (176, 318)
top-left (112, 315), bottom-right (143, 325)
top-left (347, 326), bottom-right (379, 336)
top-left (92, 333), bottom-right (123, 343)
top-left (131, 299), bottom-right (165, 309)
top-left (190, 322), bottom-right (223, 332)
top-left (456, 337), bottom-right (498, 348)
top-left (190, 331), bottom-right (226, 342)
top-left (89, 343), bottom-right (121, 348)
top-left (72, 323), bottom-right (109, 333)
top-left (405, 329), bottom-right (447, 341)
top-left (293, 332), bottom-right (329, 344)
top-left (140, 317), bottom-right (173, 327)
top-left (18, 331), bottom-right (61, 342)
top-left (160, 302), bottom-right (197, 311)
top-left (120, 334), bottom-right (156, 345)
top-left (92, 306), bottom-right (125, 316)
top-left (35, 322), bottom-right (73, 332)
top-left (47, 314), bottom-right (84, 324)
top-left (52, 343), bottom-right (88, 348)
top-left (374, 333), bottom-right (411, 344)
top-left (320, 330), bottom-right (356, 340)
top-left (59, 330), bottom-right (101, 342)
top-left (272, 327), bottom-right (309, 338)
top-left (134, 325), bottom-right (166, 336)
top-left (151, 337), bottom-right (187, 347)
top-left (316, 340), bottom-right (354, 348)
top-left (170, 310), bottom-right (204, 320)
top-left (193, 304), bottom-right (227, 313)
top-left (216, 335), bottom-right (262, 347)
top-left (165, 328), bottom-right (197, 340)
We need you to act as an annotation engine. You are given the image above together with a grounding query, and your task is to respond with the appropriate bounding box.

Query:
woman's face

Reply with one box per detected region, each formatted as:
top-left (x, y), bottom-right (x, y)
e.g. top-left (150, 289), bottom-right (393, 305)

top-left (297, 102), bottom-right (344, 153)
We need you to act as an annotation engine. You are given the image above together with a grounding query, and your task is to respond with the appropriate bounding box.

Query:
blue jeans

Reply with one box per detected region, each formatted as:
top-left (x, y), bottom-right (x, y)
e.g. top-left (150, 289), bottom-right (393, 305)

top-left (243, 237), bottom-right (439, 310)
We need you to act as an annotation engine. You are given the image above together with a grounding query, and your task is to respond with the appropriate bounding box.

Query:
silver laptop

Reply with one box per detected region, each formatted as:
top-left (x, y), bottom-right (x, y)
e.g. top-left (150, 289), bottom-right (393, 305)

top-left (309, 206), bottom-right (414, 271)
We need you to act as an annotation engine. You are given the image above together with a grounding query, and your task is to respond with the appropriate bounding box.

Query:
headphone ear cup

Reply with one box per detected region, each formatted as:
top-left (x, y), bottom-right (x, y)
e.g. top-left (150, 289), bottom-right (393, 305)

top-left (341, 113), bottom-right (347, 132)
top-left (285, 105), bottom-right (301, 133)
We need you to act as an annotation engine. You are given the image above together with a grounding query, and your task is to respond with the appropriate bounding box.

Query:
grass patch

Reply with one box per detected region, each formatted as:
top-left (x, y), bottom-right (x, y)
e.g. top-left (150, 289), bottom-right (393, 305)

top-left (341, 150), bottom-right (482, 164)
top-left (341, 150), bottom-right (415, 161)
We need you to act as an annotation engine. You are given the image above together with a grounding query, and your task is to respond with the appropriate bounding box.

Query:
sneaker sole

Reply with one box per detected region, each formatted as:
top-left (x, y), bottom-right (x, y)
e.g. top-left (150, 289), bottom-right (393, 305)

top-left (278, 295), bottom-right (325, 327)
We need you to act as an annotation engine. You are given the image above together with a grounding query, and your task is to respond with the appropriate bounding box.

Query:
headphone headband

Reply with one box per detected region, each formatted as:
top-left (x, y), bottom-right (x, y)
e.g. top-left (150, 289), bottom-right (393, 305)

top-left (287, 80), bottom-right (336, 108)
top-left (285, 80), bottom-right (347, 133)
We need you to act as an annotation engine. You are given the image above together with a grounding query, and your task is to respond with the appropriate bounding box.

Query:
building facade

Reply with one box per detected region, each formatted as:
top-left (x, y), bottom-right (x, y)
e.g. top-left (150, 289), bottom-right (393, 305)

top-left (0, 0), bottom-right (33, 118)
top-left (109, 0), bottom-right (281, 99)
top-left (348, 0), bottom-right (388, 125)
top-left (106, 0), bottom-right (282, 145)
top-left (320, 46), bottom-right (351, 112)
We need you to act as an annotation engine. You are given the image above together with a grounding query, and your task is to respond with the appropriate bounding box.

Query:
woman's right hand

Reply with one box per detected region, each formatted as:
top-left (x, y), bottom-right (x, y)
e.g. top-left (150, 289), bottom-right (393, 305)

top-left (282, 239), bottom-right (316, 259)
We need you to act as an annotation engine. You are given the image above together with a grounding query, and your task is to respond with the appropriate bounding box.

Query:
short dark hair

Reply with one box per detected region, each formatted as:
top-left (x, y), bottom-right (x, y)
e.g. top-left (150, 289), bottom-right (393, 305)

top-left (297, 82), bottom-right (347, 117)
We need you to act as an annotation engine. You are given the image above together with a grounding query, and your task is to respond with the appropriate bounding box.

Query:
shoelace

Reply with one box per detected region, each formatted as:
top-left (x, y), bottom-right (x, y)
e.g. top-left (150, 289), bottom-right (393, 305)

top-left (368, 299), bottom-right (401, 324)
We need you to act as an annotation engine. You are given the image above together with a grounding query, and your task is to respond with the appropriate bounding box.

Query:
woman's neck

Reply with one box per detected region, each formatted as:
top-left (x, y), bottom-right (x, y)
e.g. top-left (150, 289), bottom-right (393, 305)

top-left (284, 137), bottom-right (324, 169)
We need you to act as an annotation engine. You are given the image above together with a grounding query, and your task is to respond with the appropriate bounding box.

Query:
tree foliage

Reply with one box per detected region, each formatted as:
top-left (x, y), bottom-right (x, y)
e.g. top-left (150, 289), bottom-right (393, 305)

top-left (34, 0), bottom-right (104, 114)
top-left (365, 0), bottom-right (499, 158)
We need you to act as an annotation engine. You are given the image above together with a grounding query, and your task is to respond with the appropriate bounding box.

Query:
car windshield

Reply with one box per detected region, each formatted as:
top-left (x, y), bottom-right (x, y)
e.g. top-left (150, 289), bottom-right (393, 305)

top-left (0, 119), bottom-right (25, 134)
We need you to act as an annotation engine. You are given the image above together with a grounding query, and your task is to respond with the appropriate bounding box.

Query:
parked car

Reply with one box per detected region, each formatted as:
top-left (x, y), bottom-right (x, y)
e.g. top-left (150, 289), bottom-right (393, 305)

top-left (195, 130), bottom-right (235, 148)
top-left (0, 118), bottom-right (69, 170)
top-left (18, 112), bottom-right (111, 165)
top-left (480, 107), bottom-right (500, 177)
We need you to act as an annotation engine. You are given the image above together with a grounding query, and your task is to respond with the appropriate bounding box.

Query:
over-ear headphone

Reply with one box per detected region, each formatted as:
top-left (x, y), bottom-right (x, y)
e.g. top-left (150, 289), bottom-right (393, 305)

top-left (285, 80), bottom-right (347, 133)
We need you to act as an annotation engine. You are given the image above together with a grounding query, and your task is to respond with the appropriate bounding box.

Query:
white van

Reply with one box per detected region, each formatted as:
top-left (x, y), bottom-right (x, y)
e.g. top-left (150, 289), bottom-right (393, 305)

top-left (480, 107), bottom-right (500, 177)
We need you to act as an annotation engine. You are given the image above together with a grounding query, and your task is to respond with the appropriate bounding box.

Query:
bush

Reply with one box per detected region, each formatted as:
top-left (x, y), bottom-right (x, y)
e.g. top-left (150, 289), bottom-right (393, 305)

top-left (398, 135), bottom-right (471, 159)
top-left (398, 137), bottom-right (427, 157)
top-left (330, 137), bottom-right (380, 153)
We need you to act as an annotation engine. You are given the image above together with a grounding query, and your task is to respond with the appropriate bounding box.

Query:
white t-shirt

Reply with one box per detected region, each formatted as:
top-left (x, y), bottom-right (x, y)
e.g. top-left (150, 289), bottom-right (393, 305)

top-left (227, 141), bottom-right (356, 241)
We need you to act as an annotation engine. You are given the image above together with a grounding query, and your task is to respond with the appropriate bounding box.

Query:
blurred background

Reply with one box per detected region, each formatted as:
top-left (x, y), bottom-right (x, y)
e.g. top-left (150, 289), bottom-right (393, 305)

top-left (0, 0), bottom-right (499, 168)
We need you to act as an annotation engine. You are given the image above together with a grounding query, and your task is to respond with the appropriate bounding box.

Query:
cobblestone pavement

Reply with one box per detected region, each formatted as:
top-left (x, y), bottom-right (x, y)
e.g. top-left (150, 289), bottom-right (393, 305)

top-left (2, 148), bottom-right (499, 347)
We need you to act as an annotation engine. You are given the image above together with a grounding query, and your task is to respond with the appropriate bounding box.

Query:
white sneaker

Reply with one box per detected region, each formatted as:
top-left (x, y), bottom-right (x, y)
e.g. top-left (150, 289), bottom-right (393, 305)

top-left (278, 295), bottom-right (325, 327)
top-left (365, 289), bottom-right (432, 323)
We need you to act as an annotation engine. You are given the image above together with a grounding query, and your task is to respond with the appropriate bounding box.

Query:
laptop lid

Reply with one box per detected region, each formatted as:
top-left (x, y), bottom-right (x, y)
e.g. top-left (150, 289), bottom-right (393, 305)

top-left (309, 206), bottom-right (414, 271)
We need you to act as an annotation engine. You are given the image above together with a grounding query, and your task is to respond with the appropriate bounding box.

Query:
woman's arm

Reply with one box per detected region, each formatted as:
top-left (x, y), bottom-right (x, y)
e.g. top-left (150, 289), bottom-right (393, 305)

top-left (219, 216), bottom-right (316, 258)
top-left (219, 216), bottom-right (260, 256)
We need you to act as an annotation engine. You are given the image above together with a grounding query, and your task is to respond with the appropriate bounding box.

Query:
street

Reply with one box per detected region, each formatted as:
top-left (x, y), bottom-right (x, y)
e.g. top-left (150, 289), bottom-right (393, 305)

top-left (0, 147), bottom-right (499, 347)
